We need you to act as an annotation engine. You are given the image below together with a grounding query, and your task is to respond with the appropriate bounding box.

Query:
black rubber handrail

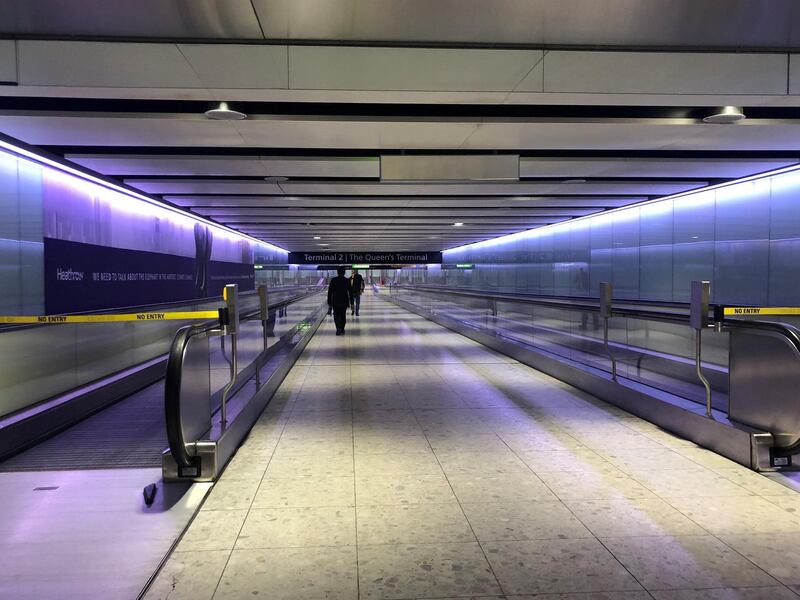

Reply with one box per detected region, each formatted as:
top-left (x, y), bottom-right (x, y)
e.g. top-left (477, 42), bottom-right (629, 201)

top-left (399, 284), bottom-right (800, 351)
top-left (164, 287), bottom-right (325, 471)
top-left (396, 285), bottom-right (692, 325)
top-left (0, 284), bottom-right (319, 333)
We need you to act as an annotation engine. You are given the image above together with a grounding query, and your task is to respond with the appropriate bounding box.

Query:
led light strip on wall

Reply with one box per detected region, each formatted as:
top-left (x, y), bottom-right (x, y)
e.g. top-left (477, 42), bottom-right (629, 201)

top-left (443, 161), bottom-right (800, 254)
top-left (0, 138), bottom-right (287, 255)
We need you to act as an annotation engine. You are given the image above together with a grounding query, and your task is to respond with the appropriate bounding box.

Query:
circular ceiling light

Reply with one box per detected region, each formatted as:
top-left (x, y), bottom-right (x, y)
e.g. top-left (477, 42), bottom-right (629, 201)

top-left (204, 102), bottom-right (247, 121)
top-left (703, 106), bottom-right (746, 124)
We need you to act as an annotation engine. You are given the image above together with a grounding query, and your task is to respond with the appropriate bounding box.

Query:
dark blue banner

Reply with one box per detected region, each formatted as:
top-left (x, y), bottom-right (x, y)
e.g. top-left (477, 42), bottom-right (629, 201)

top-left (44, 238), bottom-right (254, 313)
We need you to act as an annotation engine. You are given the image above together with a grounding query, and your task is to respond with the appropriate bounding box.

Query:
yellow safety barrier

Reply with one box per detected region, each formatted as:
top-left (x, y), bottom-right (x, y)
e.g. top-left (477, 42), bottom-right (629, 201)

top-left (0, 310), bottom-right (220, 324)
top-left (723, 307), bottom-right (800, 316)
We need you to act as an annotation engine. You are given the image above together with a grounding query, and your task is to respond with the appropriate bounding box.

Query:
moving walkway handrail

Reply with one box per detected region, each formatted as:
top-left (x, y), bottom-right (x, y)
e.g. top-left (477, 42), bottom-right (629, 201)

top-left (164, 286), bottom-right (324, 471)
top-left (395, 284), bottom-right (800, 349)
top-left (0, 283), bottom-right (319, 333)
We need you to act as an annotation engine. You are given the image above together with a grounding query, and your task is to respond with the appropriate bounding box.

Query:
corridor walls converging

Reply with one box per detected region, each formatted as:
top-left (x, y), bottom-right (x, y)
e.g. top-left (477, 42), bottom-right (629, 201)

top-left (407, 166), bottom-right (800, 306)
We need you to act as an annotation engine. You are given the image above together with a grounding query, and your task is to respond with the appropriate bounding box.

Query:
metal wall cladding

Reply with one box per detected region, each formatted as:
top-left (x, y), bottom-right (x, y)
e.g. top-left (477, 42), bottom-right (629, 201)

top-left (420, 168), bottom-right (800, 306)
top-left (0, 152), bottom-right (44, 315)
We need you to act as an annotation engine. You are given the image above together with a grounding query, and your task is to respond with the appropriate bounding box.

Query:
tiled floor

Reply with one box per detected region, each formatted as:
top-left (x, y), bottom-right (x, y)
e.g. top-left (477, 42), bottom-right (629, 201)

top-left (146, 294), bottom-right (800, 600)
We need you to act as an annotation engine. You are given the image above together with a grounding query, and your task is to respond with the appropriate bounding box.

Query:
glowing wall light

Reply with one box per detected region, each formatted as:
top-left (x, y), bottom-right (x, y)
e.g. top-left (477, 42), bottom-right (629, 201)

top-left (0, 139), bottom-right (287, 255)
top-left (444, 162), bottom-right (800, 255)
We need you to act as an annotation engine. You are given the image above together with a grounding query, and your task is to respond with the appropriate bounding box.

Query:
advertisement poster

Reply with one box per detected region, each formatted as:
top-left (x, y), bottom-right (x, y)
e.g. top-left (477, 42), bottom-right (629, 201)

top-left (44, 236), bottom-right (254, 313)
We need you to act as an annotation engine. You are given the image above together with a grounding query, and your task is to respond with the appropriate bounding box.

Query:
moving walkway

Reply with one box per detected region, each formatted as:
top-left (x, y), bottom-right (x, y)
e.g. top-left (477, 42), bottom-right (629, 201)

top-left (388, 283), bottom-right (800, 471)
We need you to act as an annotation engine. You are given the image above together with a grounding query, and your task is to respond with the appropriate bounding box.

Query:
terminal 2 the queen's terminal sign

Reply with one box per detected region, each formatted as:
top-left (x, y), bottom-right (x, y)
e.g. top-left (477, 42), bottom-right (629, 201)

top-left (288, 251), bottom-right (442, 265)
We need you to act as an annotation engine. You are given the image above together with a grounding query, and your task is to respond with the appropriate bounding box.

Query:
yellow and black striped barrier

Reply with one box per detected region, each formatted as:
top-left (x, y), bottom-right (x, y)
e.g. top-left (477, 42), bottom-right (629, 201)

top-left (0, 310), bottom-right (220, 325)
top-left (723, 307), bottom-right (800, 317)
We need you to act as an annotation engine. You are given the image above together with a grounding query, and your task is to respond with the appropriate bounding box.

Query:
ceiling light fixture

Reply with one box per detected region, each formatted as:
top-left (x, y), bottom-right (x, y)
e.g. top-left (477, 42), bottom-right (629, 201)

top-left (313, 236), bottom-right (321, 240)
top-left (703, 106), bottom-right (746, 124)
top-left (204, 102), bottom-right (247, 121)
top-left (453, 222), bottom-right (464, 227)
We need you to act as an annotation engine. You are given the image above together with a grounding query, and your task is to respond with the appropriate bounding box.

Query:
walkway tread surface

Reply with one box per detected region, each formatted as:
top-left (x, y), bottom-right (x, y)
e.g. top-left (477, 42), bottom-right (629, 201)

top-left (146, 295), bottom-right (800, 600)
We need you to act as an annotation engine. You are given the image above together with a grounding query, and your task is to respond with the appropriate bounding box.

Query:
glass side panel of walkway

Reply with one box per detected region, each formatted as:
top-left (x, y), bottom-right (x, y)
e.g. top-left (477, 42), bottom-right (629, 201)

top-left (147, 294), bottom-right (800, 600)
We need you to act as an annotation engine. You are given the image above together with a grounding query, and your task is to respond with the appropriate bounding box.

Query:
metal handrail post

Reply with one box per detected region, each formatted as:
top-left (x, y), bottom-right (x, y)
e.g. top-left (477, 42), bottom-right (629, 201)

top-left (599, 282), bottom-right (617, 381)
top-left (690, 280), bottom-right (713, 419)
top-left (219, 284), bottom-right (239, 428)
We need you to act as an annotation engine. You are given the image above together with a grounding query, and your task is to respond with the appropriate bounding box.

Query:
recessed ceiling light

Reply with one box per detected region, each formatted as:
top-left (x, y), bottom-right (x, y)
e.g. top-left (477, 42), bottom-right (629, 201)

top-left (453, 222), bottom-right (464, 227)
top-left (313, 236), bottom-right (321, 240)
top-left (703, 106), bottom-right (746, 124)
top-left (317, 243), bottom-right (329, 246)
top-left (204, 102), bottom-right (247, 121)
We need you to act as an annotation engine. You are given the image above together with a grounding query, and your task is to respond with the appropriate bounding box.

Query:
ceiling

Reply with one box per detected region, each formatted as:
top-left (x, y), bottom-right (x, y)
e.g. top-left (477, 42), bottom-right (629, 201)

top-left (2, 0), bottom-right (800, 49)
top-left (1, 4), bottom-right (800, 252)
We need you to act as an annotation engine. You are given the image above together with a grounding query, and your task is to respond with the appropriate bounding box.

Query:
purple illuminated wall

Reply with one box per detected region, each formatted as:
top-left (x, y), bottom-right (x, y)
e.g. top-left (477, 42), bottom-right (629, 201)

top-left (410, 167), bottom-right (800, 306)
top-left (0, 143), bottom-right (288, 314)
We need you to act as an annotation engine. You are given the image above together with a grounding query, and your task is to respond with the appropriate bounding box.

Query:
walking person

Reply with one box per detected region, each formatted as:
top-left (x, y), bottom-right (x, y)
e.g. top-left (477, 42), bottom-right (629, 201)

top-left (327, 266), bottom-right (354, 336)
top-left (350, 269), bottom-right (365, 316)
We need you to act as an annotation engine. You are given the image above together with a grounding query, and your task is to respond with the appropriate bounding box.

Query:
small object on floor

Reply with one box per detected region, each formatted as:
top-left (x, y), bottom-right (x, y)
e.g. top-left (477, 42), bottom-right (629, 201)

top-left (142, 482), bottom-right (158, 507)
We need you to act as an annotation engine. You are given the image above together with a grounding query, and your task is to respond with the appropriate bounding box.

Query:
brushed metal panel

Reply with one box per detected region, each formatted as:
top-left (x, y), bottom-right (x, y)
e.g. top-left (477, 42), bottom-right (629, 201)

top-left (166, 196), bottom-right (641, 208)
top-left (180, 334), bottom-right (212, 443)
top-left (67, 155), bottom-right (380, 178)
top-left (0, 40), bottom-right (15, 82)
top-left (18, 41), bottom-right (203, 88)
top-left (520, 158), bottom-right (800, 179)
top-left (255, 0), bottom-right (800, 48)
top-left (544, 51), bottom-right (787, 95)
top-left (289, 46), bottom-right (544, 92)
top-left (729, 330), bottom-right (800, 439)
top-left (178, 44), bottom-right (288, 89)
top-left (0, 0), bottom-right (264, 38)
top-left (381, 154), bottom-right (519, 181)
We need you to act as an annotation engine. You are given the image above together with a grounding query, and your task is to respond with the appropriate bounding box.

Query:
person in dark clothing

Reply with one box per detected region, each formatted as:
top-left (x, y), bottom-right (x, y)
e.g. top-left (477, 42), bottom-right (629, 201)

top-left (350, 269), bottom-right (365, 316)
top-left (327, 266), bottom-right (354, 335)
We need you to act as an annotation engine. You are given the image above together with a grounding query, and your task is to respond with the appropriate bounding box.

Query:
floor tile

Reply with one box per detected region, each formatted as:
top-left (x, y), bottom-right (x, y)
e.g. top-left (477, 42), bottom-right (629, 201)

top-left (252, 476), bottom-right (355, 508)
top-left (236, 506), bottom-right (356, 549)
top-left (721, 532), bottom-right (800, 585)
top-left (177, 510), bottom-right (248, 552)
top-left (482, 538), bottom-right (643, 595)
top-left (651, 588), bottom-right (799, 600)
top-left (357, 503), bottom-right (475, 544)
top-left (629, 469), bottom-right (752, 499)
top-left (358, 542), bottom-right (501, 599)
top-left (355, 453), bottom-right (443, 477)
top-left (462, 500), bottom-right (593, 541)
top-left (214, 546), bottom-right (358, 599)
top-left (354, 434), bottom-right (432, 454)
top-left (667, 495), bottom-right (800, 534)
top-left (201, 479), bottom-right (260, 511)
top-left (355, 473), bottom-right (458, 505)
top-left (266, 453), bottom-right (354, 478)
top-left (565, 497), bottom-right (706, 537)
top-left (144, 550), bottom-right (229, 600)
top-left (447, 472), bottom-right (557, 503)
top-left (538, 468), bottom-right (657, 500)
top-left (602, 535), bottom-right (779, 590)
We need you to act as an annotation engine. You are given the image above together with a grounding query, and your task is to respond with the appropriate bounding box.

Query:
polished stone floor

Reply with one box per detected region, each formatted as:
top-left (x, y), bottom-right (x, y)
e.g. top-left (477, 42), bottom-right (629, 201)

top-left (147, 294), bottom-right (800, 600)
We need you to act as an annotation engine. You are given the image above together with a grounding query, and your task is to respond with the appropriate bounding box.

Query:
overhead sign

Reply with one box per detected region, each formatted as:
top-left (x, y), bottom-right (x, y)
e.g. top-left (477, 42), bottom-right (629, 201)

top-left (289, 251), bottom-right (442, 265)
